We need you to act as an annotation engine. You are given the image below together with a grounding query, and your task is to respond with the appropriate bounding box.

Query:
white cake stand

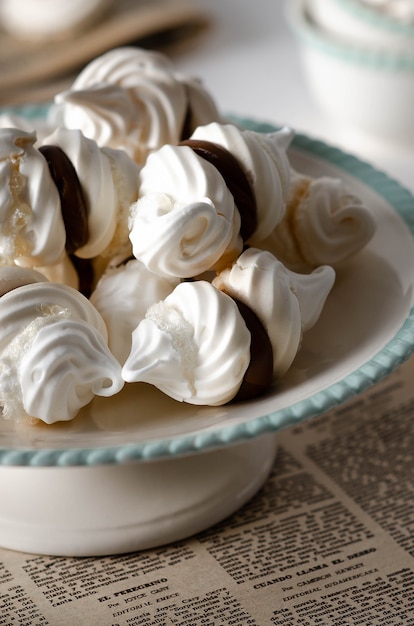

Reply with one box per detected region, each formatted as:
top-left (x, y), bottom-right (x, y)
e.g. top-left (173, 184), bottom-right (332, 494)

top-left (1, 120), bottom-right (414, 556)
top-left (0, 433), bottom-right (278, 556)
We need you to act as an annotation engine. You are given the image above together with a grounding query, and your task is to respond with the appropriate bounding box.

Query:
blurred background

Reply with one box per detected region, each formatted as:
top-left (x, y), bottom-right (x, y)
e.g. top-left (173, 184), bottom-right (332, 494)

top-left (0, 0), bottom-right (412, 191)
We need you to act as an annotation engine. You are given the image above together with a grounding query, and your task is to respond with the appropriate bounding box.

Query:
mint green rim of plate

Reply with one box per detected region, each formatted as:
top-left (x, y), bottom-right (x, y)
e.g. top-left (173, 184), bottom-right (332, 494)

top-left (1, 112), bottom-right (414, 466)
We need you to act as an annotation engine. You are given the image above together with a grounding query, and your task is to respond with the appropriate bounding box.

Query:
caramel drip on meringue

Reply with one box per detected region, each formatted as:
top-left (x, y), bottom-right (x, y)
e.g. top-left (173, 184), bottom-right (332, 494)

top-left (180, 138), bottom-right (257, 242)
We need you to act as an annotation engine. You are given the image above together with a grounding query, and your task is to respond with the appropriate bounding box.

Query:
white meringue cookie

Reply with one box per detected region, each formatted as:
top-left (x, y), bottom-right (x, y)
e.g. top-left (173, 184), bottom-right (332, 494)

top-left (40, 127), bottom-right (115, 259)
top-left (0, 281), bottom-right (107, 352)
top-left (129, 144), bottom-right (242, 278)
top-left (0, 129), bottom-right (66, 267)
top-left (100, 145), bottom-right (139, 261)
top-left (57, 47), bottom-right (187, 161)
top-left (213, 247), bottom-right (335, 376)
top-left (252, 128), bottom-right (293, 203)
top-left (0, 281), bottom-right (123, 423)
top-left (190, 123), bottom-right (294, 243)
top-left (51, 83), bottom-right (143, 161)
top-left (90, 259), bottom-right (179, 364)
top-left (51, 47), bottom-right (221, 163)
top-left (71, 46), bottom-right (175, 90)
top-left (259, 170), bottom-right (376, 272)
top-left (40, 127), bottom-right (139, 260)
top-left (122, 281), bottom-right (251, 406)
top-left (18, 319), bottom-right (123, 424)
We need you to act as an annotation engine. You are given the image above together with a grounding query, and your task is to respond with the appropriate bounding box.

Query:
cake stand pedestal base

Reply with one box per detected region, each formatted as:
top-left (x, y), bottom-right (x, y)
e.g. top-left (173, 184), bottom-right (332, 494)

top-left (0, 432), bottom-right (277, 556)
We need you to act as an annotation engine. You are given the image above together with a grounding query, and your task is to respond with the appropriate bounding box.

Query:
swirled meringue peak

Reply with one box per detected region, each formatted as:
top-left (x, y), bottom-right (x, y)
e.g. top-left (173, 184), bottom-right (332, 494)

top-left (51, 83), bottom-right (144, 161)
top-left (122, 281), bottom-right (251, 406)
top-left (190, 123), bottom-right (294, 243)
top-left (0, 281), bottom-right (107, 351)
top-left (259, 170), bottom-right (376, 272)
top-left (0, 281), bottom-right (123, 423)
top-left (90, 259), bottom-right (179, 364)
top-left (52, 47), bottom-right (221, 164)
top-left (129, 144), bottom-right (242, 278)
top-left (40, 127), bottom-right (139, 260)
top-left (0, 128), bottom-right (66, 267)
top-left (70, 46), bottom-right (176, 90)
top-left (18, 319), bottom-right (123, 424)
top-left (213, 248), bottom-right (335, 376)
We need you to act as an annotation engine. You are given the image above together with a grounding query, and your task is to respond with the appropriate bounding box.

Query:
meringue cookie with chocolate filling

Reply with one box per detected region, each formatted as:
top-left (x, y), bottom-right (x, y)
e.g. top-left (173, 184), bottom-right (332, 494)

top-left (213, 247), bottom-right (336, 376)
top-left (40, 127), bottom-right (139, 260)
top-left (129, 143), bottom-right (242, 278)
top-left (129, 123), bottom-right (294, 279)
top-left (0, 129), bottom-right (66, 268)
top-left (122, 280), bottom-right (258, 406)
top-left (188, 122), bottom-right (293, 243)
top-left (50, 47), bottom-right (222, 164)
top-left (0, 271), bottom-right (123, 424)
top-left (90, 258), bottom-right (179, 364)
top-left (257, 170), bottom-right (376, 272)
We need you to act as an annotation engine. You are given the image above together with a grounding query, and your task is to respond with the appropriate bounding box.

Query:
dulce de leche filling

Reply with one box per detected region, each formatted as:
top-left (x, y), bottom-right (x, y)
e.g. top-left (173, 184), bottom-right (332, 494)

top-left (180, 139), bottom-right (257, 242)
top-left (39, 145), bottom-right (89, 256)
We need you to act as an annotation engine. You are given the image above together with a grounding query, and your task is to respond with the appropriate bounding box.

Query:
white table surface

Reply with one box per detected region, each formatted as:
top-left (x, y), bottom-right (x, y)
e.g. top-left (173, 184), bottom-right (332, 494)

top-left (174, 0), bottom-right (414, 194)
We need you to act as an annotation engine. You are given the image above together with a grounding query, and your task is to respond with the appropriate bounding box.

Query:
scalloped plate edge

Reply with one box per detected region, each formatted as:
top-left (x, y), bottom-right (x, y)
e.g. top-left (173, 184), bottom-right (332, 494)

top-left (1, 115), bottom-right (414, 466)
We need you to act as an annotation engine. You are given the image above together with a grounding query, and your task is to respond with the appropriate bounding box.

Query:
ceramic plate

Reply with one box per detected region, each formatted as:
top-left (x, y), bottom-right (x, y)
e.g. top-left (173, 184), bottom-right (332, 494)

top-left (1, 115), bottom-right (414, 467)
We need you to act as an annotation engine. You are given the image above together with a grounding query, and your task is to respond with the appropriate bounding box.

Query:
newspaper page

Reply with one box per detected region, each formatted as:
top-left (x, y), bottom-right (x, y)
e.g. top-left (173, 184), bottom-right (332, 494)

top-left (1, 355), bottom-right (414, 626)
